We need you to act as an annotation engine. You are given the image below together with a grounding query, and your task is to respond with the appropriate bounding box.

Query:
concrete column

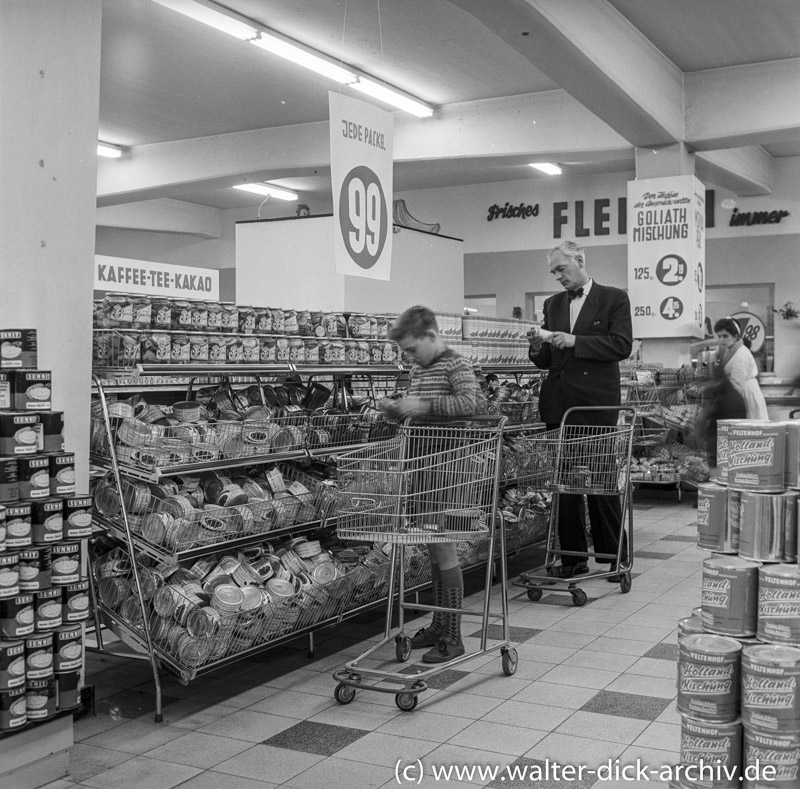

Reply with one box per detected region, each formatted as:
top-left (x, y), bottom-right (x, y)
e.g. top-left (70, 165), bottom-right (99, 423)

top-left (0, 0), bottom-right (102, 489)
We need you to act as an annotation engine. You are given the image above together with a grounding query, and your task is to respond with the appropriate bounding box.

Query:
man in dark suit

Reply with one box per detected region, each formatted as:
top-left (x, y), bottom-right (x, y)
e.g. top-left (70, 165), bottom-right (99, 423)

top-left (527, 240), bottom-right (633, 579)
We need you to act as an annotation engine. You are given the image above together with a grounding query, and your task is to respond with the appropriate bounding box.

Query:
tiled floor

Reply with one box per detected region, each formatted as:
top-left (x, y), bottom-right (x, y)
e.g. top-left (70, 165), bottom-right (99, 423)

top-left (44, 491), bottom-right (700, 789)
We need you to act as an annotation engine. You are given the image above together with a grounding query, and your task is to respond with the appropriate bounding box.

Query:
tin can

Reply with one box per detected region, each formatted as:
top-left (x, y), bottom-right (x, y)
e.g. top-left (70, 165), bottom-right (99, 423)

top-left (0, 640), bottom-right (25, 689)
top-left (757, 564), bottom-right (800, 645)
top-left (39, 411), bottom-right (64, 453)
top-left (0, 458), bottom-right (18, 504)
top-left (702, 555), bottom-right (760, 637)
top-left (0, 412), bottom-right (41, 455)
top-left (18, 546), bottom-right (51, 591)
top-left (678, 634), bottom-right (742, 723)
top-left (739, 490), bottom-right (798, 563)
top-left (0, 505), bottom-right (5, 552)
top-left (63, 495), bottom-right (93, 539)
top-left (726, 488), bottom-right (743, 554)
top-left (26, 676), bottom-right (56, 721)
top-left (34, 587), bottom-right (62, 632)
top-left (16, 455), bottom-right (49, 500)
top-left (25, 632), bottom-right (53, 679)
top-left (49, 451), bottom-right (75, 496)
top-left (0, 685), bottom-right (27, 730)
top-left (5, 503), bottom-right (31, 549)
top-left (56, 669), bottom-right (81, 710)
top-left (62, 580), bottom-right (89, 624)
top-left (742, 728), bottom-right (800, 787)
top-left (0, 593), bottom-right (34, 638)
top-left (742, 644), bottom-right (800, 733)
top-left (30, 498), bottom-right (63, 544)
top-left (50, 542), bottom-right (81, 585)
top-left (679, 716), bottom-right (742, 789)
top-left (0, 329), bottom-right (37, 370)
top-left (727, 421), bottom-right (786, 492)
top-left (697, 482), bottom-right (734, 552)
top-left (0, 552), bottom-right (19, 599)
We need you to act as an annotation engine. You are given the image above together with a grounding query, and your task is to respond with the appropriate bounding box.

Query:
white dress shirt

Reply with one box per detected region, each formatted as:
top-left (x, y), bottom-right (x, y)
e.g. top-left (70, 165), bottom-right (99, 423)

top-left (569, 278), bottom-right (592, 331)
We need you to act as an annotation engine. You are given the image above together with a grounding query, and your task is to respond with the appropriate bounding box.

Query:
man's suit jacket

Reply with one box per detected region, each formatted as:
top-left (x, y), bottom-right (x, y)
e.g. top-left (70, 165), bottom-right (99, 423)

top-left (530, 281), bottom-right (633, 425)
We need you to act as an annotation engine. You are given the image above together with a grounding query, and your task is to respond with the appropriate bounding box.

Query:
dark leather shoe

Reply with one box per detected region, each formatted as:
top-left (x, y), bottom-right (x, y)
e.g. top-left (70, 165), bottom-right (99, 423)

top-left (606, 564), bottom-right (625, 582)
top-left (410, 626), bottom-right (440, 648)
top-left (422, 639), bottom-right (465, 664)
top-left (554, 562), bottom-right (589, 579)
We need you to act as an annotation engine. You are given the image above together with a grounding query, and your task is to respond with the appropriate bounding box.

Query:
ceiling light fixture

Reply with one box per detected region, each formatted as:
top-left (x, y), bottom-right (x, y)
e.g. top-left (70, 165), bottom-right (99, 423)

top-left (97, 142), bottom-right (124, 159)
top-left (251, 33), bottom-right (356, 84)
top-left (233, 183), bottom-right (298, 201)
top-left (529, 163), bottom-right (562, 175)
top-left (151, 0), bottom-right (257, 39)
top-left (151, 0), bottom-right (433, 117)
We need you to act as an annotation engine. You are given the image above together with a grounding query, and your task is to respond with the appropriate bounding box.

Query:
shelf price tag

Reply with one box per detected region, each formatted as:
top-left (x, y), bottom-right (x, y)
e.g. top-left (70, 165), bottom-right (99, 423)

top-left (329, 92), bottom-right (394, 280)
top-left (627, 175), bottom-right (705, 338)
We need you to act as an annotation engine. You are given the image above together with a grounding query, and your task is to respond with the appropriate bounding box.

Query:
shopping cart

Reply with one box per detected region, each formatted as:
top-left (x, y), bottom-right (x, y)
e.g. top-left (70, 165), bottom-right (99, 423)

top-left (513, 406), bottom-right (636, 606)
top-left (331, 416), bottom-right (517, 711)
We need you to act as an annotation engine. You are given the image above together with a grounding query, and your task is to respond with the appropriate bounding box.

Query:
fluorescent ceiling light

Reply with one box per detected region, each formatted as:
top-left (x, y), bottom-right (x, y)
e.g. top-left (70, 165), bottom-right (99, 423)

top-left (233, 183), bottom-right (298, 201)
top-left (97, 142), bottom-right (123, 159)
top-left (251, 33), bottom-right (356, 84)
top-left (151, 0), bottom-right (257, 39)
top-left (351, 77), bottom-right (434, 118)
top-left (151, 0), bottom-right (433, 118)
top-left (529, 162), bottom-right (562, 175)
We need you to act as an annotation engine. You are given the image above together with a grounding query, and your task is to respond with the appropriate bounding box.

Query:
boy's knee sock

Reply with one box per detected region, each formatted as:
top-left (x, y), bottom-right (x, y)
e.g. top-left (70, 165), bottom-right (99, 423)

top-left (429, 562), bottom-right (444, 634)
top-left (440, 565), bottom-right (464, 644)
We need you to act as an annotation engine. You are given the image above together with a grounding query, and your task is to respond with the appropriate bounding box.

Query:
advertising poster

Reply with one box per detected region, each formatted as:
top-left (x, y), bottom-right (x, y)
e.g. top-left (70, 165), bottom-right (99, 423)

top-left (94, 255), bottom-right (220, 300)
top-left (329, 92), bottom-right (394, 280)
top-left (627, 175), bottom-right (705, 338)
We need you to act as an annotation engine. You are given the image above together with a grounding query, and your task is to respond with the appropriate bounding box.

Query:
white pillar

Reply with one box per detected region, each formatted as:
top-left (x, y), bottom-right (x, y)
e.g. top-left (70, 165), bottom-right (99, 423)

top-left (0, 0), bottom-right (102, 489)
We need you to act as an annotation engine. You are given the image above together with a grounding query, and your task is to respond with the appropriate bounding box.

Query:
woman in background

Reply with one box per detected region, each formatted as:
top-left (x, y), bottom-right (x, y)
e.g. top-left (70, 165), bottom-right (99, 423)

top-left (714, 317), bottom-right (769, 420)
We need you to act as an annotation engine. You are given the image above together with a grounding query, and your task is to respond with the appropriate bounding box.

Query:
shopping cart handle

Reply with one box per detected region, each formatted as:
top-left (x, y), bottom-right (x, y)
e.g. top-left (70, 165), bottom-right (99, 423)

top-left (403, 414), bottom-right (506, 428)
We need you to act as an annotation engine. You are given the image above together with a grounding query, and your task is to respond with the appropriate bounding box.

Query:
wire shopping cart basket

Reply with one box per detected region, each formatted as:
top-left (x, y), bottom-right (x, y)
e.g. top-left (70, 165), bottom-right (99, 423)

top-left (513, 406), bottom-right (636, 606)
top-left (331, 415), bottom-right (518, 711)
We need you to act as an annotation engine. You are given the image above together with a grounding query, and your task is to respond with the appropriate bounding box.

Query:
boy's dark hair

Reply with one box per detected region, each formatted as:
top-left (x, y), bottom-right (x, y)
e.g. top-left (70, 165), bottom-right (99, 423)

top-left (388, 305), bottom-right (439, 341)
top-left (713, 317), bottom-right (740, 338)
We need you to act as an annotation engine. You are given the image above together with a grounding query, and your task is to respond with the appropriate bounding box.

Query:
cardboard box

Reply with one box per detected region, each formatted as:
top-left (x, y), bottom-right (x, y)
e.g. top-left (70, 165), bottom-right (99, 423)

top-left (10, 370), bottom-right (51, 411)
top-left (0, 329), bottom-right (37, 369)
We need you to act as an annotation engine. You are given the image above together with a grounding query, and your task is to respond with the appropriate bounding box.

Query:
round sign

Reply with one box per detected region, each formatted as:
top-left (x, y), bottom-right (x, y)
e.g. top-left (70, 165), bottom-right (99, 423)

top-left (731, 311), bottom-right (766, 354)
top-left (655, 254), bottom-right (687, 286)
top-left (695, 262), bottom-right (704, 292)
top-left (660, 296), bottom-right (684, 321)
top-left (337, 165), bottom-right (389, 269)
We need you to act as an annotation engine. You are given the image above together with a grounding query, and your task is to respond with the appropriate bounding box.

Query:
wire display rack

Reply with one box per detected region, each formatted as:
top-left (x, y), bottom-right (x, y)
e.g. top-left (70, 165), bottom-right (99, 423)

top-left (332, 416), bottom-right (517, 711)
top-left (513, 407), bottom-right (636, 605)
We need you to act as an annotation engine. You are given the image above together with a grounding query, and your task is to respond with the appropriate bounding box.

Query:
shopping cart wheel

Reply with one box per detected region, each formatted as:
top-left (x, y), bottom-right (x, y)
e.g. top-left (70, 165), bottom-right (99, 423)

top-left (395, 692), bottom-right (418, 712)
top-left (571, 589), bottom-right (588, 607)
top-left (526, 587), bottom-right (543, 602)
top-left (501, 648), bottom-right (518, 676)
top-left (334, 683), bottom-right (356, 705)
top-left (395, 635), bottom-right (412, 663)
top-left (619, 573), bottom-right (632, 594)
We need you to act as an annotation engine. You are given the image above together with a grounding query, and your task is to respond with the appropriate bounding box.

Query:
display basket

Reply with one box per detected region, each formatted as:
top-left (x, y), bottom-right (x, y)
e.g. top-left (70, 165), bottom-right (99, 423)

top-left (336, 422), bottom-right (502, 544)
top-left (499, 428), bottom-right (560, 487)
top-left (548, 421), bottom-right (634, 495)
top-left (487, 399), bottom-right (539, 426)
top-left (307, 409), bottom-right (397, 450)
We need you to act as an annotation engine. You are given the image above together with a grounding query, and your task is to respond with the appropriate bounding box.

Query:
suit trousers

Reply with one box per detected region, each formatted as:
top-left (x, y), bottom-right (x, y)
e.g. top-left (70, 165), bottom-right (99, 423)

top-left (547, 420), bottom-right (627, 567)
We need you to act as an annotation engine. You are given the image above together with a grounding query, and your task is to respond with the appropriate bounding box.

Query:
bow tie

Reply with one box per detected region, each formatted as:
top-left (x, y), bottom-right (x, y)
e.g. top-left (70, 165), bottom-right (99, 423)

top-left (567, 287), bottom-right (584, 301)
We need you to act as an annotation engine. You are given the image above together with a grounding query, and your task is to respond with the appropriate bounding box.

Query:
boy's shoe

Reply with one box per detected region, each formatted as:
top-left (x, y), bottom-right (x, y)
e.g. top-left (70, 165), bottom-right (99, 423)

top-left (553, 561), bottom-right (589, 579)
top-left (422, 639), bottom-right (465, 664)
top-left (410, 626), bottom-right (441, 648)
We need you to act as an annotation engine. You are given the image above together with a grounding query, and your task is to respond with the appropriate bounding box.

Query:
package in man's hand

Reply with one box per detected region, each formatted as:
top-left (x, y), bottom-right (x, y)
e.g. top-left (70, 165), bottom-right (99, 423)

top-left (526, 326), bottom-right (553, 343)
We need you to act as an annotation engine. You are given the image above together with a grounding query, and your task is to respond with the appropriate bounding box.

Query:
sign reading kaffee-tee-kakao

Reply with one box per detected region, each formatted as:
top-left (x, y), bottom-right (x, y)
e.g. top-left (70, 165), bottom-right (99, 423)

top-left (627, 175), bottom-right (705, 339)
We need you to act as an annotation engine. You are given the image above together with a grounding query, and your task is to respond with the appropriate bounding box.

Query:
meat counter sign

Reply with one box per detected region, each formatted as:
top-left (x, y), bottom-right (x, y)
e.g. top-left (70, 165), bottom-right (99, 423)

top-left (329, 92), bottom-right (394, 280)
top-left (627, 175), bottom-right (705, 339)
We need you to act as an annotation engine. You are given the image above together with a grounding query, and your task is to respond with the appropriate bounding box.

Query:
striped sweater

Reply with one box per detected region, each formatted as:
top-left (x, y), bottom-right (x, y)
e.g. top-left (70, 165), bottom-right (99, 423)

top-left (407, 348), bottom-right (486, 417)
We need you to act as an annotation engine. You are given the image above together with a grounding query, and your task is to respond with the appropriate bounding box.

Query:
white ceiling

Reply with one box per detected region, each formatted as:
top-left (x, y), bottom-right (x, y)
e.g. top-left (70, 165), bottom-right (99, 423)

top-left (97, 0), bottom-right (800, 216)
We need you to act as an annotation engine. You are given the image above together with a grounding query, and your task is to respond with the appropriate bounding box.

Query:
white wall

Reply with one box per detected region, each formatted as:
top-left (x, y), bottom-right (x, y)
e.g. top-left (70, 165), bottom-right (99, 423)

top-left (235, 216), bottom-right (464, 313)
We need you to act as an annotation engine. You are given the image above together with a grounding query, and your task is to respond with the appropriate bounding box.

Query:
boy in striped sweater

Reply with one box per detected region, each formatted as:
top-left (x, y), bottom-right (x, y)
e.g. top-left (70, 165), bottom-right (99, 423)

top-left (384, 305), bottom-right (485, 663)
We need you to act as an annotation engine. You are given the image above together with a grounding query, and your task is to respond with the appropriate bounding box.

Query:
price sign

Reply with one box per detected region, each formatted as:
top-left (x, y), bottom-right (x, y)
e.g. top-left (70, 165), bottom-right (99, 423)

top-left (731, 311), bottom-right (766, 354)
top-left (329, 92), bottom-right (394, 280)
top-left (627, 175), bottom-right (705, 338)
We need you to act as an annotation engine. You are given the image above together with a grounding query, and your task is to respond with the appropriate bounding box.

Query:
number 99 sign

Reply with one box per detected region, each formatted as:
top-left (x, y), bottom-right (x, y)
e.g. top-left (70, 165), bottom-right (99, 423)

top-left (338, 165), bottom-right (389, 269)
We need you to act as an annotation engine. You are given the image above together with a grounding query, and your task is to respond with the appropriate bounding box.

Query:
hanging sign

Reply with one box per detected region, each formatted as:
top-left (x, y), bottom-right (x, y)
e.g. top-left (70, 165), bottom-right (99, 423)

top-left (627, 175), bottom-right (705, 339)
top-left (94, 255), bottom-right (220, 300)
top-left (329, 92), bottom-right (393, 280)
